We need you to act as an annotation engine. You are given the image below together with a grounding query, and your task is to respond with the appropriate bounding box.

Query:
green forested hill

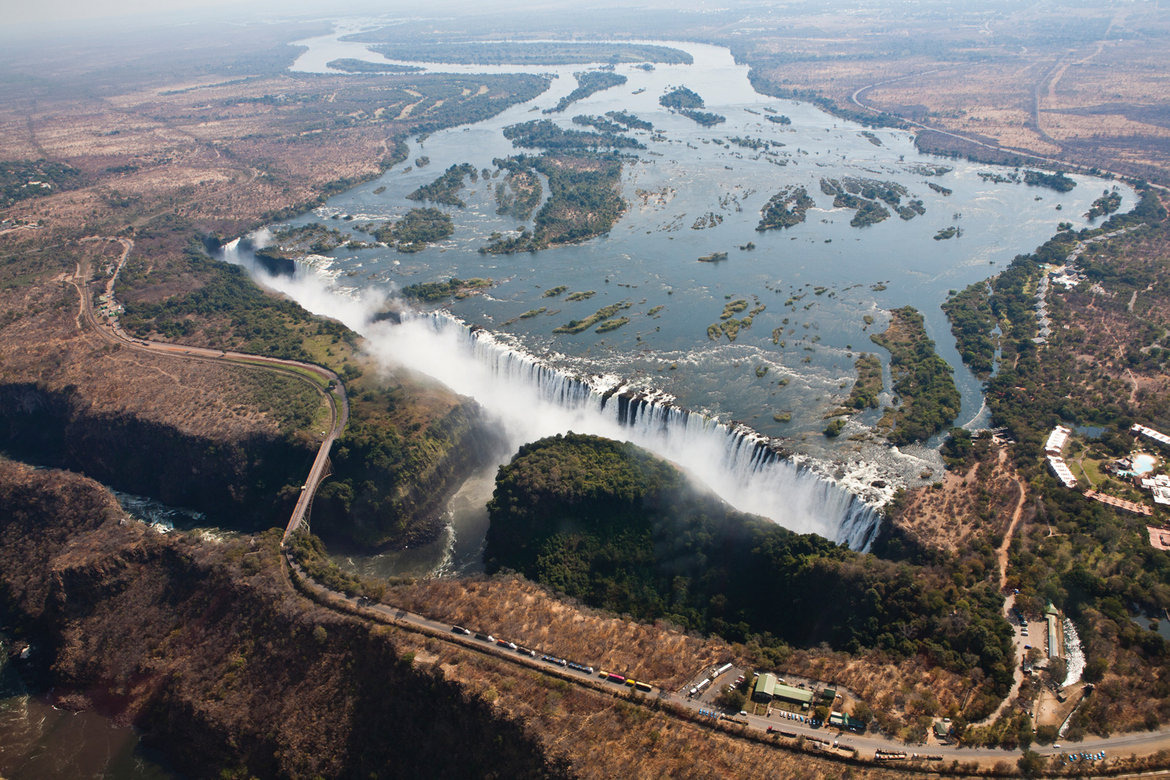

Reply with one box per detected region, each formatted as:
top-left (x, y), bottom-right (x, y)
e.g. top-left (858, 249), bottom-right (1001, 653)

top-left (485, 433), bottom-right (1013, 687)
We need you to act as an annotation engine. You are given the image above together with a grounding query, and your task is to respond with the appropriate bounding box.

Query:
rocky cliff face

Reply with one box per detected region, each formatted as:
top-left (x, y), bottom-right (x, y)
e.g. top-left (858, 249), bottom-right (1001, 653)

top-left (0, 381), bottom-right (313, 531)
top-left (0, 459), bottom-right (567, 780)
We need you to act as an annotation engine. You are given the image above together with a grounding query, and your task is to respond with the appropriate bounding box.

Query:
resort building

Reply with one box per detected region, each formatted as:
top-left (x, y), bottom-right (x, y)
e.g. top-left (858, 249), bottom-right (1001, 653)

top-left (1132, 424), bottom-right (1170, 448)
top-left (1140, 475), bottom-right (1170, 506)
top-left (1085, 490), bottom-right (1153, 516)
top-left (1047, 456), bottom-right (1078, 489)
top-left (1045, 426), bottom-right (1071, 456)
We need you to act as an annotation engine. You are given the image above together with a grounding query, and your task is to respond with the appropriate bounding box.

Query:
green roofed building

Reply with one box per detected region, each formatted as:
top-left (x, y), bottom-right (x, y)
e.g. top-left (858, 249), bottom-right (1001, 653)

top-left (829, 712), bottom-right (867, 732)
top-left (753, 673), bottom-right (777, 703)
top-left (774, 683), bottom-right (815, 707)
top-left (821, 688), bottom-right (837, 702)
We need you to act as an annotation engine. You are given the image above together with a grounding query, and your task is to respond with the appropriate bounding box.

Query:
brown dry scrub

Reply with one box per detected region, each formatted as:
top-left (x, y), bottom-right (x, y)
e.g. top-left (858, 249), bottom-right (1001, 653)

top-left (388, 574), bottom-right (733, 691)
top-left (781, 647), bottom-right (976, 735)
top-left (891, 450), bottom-right (1024, 554)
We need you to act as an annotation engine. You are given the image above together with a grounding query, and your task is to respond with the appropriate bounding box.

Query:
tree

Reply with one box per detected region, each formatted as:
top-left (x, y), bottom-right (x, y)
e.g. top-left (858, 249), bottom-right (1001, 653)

top-left (1046, 657), bottom-right (1068, 686)
top-left (715, 688), bottom-right (746, 712)
top-left (1018, 750), bottom-right (1046, 777)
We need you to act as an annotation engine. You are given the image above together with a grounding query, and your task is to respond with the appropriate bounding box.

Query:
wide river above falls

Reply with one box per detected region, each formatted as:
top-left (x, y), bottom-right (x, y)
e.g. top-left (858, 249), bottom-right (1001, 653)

top-left (235, 27), bottom-right (1135, 573)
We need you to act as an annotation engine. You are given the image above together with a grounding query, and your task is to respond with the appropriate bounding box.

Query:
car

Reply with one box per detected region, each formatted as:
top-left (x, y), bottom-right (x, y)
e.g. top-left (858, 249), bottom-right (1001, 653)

top-left (452, 626), bottom-right (471, 635)
top-left (1053, 744), bottom-right (1061, 749)
top-left (739, 710), bottom-right (748, 717)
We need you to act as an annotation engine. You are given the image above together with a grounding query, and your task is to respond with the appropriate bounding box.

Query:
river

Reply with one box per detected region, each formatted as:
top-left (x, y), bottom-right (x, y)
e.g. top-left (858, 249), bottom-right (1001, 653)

top-left (226, 25), bottom-right (1133, 574)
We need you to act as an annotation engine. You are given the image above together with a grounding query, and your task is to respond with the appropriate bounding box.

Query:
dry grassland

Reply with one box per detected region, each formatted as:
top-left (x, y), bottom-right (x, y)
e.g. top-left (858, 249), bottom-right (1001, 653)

top-left (891, 452), bottom-right (1024, 554)
top-left (389, 574), bottom-right (733, 691)
top-left (732, 4), bottom-right (1170, 181)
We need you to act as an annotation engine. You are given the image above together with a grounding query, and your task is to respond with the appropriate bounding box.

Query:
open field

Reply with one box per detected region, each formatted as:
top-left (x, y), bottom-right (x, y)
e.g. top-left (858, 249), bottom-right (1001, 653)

top-left (721, 2), bottom-right (1170, 182)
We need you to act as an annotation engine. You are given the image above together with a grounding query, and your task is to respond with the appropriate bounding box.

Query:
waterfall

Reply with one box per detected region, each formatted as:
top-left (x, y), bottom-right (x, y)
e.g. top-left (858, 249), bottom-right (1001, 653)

top-left (219, 240), bottom-right (884, 551)
top-left (386, 311), bottom-right (883, 550)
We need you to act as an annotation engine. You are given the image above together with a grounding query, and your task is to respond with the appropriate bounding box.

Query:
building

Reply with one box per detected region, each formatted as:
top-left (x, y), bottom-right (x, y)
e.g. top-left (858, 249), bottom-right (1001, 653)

top-left (1140, 475), bottom-right (1170, 507)
top-left (1085, 490), bottom-right (1153, 516)
top-left (829, 711), bottom-right (867, 732)
top-left (1045, 426), bottom-right (1071, 456)
top-left (773, 682), bottom-right (815, 709)
top-left (1132, 424), bottom-right (1170, 448)
top-left (752, 673), bottom-right (777, 703)
top-left (1148, 526), bottom-right (1170, 551)
top-left (1048, 456), bottom-right (1078, 489)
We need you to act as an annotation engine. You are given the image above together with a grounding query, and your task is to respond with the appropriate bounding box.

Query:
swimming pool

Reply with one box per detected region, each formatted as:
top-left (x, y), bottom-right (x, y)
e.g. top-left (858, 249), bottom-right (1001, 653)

top-left (1134, 453), bottom-right (1157, 474)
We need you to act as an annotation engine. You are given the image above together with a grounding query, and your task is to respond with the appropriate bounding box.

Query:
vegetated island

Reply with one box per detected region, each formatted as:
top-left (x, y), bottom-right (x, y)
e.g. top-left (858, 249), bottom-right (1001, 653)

top-left (605, 110), bottom-right (653, 131)
top-left (926, 182), bottom-right (952, 196)
top-left (756, 185), bottom-right (814, 231)
top-left (480, 153), bottom-right (626, 253)
top-left (869, 306), bottom-right (961, 446)
top-left (325, 58), bottom-right (424, 73)
top-left (483, 433), bottom-right (1014, 682)
top-left (572, 115), bottom-right (625, 133)
top-left (765, 114), bottom-right (791, 125)
top-left (1086, 190), bottom-right (1122, 221)
top-left (407, 163), bottom-right (478, 207)
top-left (707, 298), bottom-right (752, 341)
top-left (934, 226), bottom-right (962, 240)
top-left (350, 40), bottom-right (693, 65)
top-left (552, 301), bottom-right (631, 334)
top-left (697, 251), bottom-right (728, 262)
top-left (658, 86), bottom-right (725, 126)
top-left (837, 353), bottom-right (883, 414)
top-left (492, 156), bottom-right (543, 219)
top-left (1023, 169), bottom-right (1077, 192)
top-left (821, 177), bottom-right (925, 227)
top-left (400, 277), bottom-right (492, 302)
top-left (502, 119), bottom-right (643, 151)
top-left (941, 282), bottom-right (996, 380)
top-left (257, 224), bottom-right (349, 275)
top-left (374, 207), bottom-right (454, 252)
top-left (545, 71), bottom-right (628, 113)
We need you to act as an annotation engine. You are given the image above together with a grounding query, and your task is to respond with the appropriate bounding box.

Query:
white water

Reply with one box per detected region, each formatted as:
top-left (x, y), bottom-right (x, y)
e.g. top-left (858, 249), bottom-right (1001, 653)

top-left (223, 238), bottom-right (881, 549)
top-left (1062, 617), bottom-right (1085, 688)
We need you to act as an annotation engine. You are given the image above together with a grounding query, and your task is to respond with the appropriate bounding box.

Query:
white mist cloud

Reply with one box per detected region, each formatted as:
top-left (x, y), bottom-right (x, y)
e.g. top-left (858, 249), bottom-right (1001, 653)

top-left (223, 240), bottom-right (880, 549)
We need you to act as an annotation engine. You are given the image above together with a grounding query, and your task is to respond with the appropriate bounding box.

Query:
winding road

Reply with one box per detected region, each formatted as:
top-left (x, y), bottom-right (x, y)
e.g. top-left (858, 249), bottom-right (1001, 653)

top-left (74, 237), bottom-right (1170, 773)
top-left (71, 237), bottom-right (348, 546)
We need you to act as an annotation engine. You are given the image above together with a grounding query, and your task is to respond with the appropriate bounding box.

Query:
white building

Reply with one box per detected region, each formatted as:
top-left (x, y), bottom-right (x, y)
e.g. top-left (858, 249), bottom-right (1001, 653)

top-left (1048, 456), bottom-right (1078, 489)
top-left (1045, 426), bottom-right (1071, 457)
top-left (1132, 424), bottom-right (1170, 447)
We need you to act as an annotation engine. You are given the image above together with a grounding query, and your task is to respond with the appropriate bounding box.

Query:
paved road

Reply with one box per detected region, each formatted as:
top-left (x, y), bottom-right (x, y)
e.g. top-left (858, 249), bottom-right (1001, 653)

top-left (72, 237), bottom-right (349, 546)
top-left (289, 557), bottom-right (1157, 769)
top-left (74, 237), bottom-right (1170, 771)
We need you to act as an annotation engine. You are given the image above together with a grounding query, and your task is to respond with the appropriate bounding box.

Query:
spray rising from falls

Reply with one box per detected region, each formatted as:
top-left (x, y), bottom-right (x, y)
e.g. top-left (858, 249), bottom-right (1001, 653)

top-left (221, 239), bottom-right (882, 550)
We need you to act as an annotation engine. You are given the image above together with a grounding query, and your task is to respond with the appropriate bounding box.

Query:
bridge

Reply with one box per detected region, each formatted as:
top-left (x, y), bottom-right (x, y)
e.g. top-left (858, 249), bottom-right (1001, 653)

top-left (72, 237), bottom-right (349, 547)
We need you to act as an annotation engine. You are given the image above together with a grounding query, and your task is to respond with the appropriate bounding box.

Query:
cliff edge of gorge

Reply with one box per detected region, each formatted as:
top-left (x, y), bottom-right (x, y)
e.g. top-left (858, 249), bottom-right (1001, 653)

top-left (0, 458), bottom-right (567, 780)
top-left (0, 380), bottom-right (316, 530)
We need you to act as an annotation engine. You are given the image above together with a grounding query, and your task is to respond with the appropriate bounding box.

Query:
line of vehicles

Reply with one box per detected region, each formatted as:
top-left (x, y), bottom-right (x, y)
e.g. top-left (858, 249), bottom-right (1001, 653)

top-left (601, 671), bottom-right (654, 693)
top-left (451, 626), bottom-right (653, 692)
top-left (1059, 750), bottom-right (1106, 762)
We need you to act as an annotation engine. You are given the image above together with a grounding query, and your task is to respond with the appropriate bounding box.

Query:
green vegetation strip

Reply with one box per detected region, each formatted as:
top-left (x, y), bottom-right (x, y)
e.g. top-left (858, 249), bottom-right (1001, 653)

top-left (407, 163), bottom-right (477, 207)
top-left (374, 207), bottom-right (454, 252)
top-left (553, 302), bottom-right (631, 334)
top-left (546, 71), bottom-right (628, 114)
top-left (869, 306), bottom-right (960, 446)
